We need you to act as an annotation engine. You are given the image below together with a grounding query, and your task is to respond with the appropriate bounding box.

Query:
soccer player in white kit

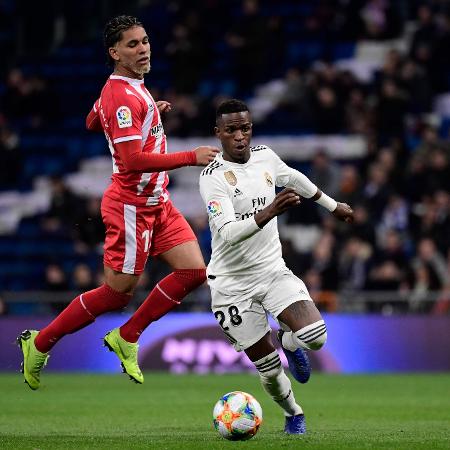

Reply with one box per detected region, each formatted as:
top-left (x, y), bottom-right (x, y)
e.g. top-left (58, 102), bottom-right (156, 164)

top-left (199, 99), bottom-right (354, 434)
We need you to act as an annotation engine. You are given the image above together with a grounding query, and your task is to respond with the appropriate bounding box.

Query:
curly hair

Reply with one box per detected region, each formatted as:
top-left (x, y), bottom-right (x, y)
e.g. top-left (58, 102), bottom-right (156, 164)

top-left (103, 15), bottom-right (144, 67)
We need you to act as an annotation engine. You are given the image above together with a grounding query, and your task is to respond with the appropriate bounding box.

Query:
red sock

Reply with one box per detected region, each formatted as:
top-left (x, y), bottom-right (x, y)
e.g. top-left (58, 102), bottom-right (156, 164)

top-left (120, 268), bottom-right (206, 343)
top-left (35, 284), bottom-right (131, 353)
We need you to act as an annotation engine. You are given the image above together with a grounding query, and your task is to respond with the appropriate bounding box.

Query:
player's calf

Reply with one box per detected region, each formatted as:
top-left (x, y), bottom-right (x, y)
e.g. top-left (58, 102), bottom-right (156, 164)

top-left (253, 350), bottom-right (303, 417)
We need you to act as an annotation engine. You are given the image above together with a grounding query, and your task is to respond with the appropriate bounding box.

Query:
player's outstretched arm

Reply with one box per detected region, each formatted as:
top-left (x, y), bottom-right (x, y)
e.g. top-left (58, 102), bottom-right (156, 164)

top-left (312, 189), bottom-right (354, 223)
top-left (255, 188), bottom-right (301, 229)
top-left (118, 140), bottom-right (219, 172)
top-left (194, 146), bottom-right (220, 166)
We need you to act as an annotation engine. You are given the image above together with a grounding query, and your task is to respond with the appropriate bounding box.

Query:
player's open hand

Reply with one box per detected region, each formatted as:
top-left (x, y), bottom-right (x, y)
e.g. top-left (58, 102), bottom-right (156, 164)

top-left (156, 101), bottom-right (172, 113)
top-left (270, 188), bottom-right (301, 216)
top-left (194, 146), bottom-right (220, 166)
top-left (332, 202), bottom-right (354, 223)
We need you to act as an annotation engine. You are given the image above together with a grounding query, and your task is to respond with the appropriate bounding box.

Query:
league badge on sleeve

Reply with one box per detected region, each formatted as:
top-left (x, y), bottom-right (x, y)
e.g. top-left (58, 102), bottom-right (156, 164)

top-left (116, 106), bottom-right (132, 128)
top-left (207, 200), bottom-right (223, 218)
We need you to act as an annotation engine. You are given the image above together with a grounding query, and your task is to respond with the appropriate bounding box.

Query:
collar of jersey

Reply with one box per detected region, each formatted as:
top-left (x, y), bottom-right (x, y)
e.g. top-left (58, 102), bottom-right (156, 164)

top-left (218, 151), bottom-right (253, 168)
top-left (110, 74), bottom-right (145, 85)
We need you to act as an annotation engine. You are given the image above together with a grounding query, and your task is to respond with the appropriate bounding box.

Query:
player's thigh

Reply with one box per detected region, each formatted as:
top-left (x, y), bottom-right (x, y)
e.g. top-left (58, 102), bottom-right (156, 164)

top-left (263, 269), bottom-right (323, 331)
top-left (211, 288), bottom-right (270, 353)
top-left (101, 195), bottom-right (157, 276)
top-left (158, 240), bottom-right (205, 269)
top-left (152, 202), bottom-right (205, 269)
top-left (277, 300), bottom-right (323, 332)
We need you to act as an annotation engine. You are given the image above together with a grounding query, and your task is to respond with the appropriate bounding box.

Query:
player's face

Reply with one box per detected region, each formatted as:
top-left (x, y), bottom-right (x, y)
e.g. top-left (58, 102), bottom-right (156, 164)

top-left (215, 112), bottom-right (253, 164)
top-left (110, 26), bottom-right (151, 79)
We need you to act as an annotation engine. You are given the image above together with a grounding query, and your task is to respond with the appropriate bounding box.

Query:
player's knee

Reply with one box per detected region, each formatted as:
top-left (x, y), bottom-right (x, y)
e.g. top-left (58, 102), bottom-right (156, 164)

top-left (253, 350), bottom-right (283, 379)
top-left (294, 319), bottom-right (327, 351)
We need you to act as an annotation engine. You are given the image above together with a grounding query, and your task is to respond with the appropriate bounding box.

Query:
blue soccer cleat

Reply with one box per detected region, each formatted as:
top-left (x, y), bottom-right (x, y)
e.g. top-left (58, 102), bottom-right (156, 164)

top-left (277, 329), bottom-right (311, 384)
top-left (284, 414), bottom-right (306, 434)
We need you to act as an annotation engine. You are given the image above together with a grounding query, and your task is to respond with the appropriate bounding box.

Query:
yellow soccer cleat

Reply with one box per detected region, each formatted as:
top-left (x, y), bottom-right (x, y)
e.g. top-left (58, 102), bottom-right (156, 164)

top-left (17, 329), bottom-right (49, 390)
top-left (104, 328), bottom-right (143, 384)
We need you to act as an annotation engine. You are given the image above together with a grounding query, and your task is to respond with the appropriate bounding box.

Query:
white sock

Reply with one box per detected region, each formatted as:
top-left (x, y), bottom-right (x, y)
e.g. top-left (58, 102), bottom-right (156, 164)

top-left (282, 320), bottom-right (327, 351)
top-left (254, 350), bottom-right (303, 416)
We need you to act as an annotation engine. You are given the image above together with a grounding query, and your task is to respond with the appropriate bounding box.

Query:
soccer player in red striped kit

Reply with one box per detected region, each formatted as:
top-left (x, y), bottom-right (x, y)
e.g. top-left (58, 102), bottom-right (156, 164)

top-left (18, 15), bottom-right (219, 389)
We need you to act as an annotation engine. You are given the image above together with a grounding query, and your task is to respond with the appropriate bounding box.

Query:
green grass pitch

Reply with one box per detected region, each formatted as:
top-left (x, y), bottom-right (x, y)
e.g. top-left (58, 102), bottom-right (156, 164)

top-left (0, 373), bottom-right (449, 449)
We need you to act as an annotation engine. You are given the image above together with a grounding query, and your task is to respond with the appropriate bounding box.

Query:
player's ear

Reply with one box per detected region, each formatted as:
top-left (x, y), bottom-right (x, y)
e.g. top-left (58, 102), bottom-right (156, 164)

top-left (109, 47), bottom-right (120, 62)
top-left (214, 126), bottom-right (220, 138)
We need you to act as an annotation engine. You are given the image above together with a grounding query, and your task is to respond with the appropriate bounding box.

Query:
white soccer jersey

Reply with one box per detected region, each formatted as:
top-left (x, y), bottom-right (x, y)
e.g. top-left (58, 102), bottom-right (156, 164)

top-left (199, 145), bottom-right (317, 294)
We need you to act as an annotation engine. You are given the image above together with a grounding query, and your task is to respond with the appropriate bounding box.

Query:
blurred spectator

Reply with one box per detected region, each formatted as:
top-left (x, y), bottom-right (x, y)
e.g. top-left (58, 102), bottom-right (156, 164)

top-left (338, 238), bottom-right (372, 292)
top-left (412, 238), bottom-right (449, 290)
top-left (309, 149), bottom-right (341, 199)
top-left (74, 197), bottom-right (105, 253)
top-left (360, 0), bottom-right (402, 40)
top-left (363, 163), bottom-right (391, 221)
top-left (374, 229), bottom-right (408, 269)
top-left (424, 149), bottom-right (450, 194)
top-left (379, 195), bottom-right (409, 234)
top-left (303, 269), bottom-right (337, 312)
top-left (376, 79), bottom-right (409, 139)
top-left (41, 176), bottom-right (84, 234)
top-left (345, 87), bottom-right (371, 134)
top-left (44, 263), bottom-right (69, 312)
top-left (310, 236), bottom-right (339, 291)
top-left (0, 123), bottom-right (22, 189)
top-left (409, 4), bottom-right (437, 61)
top-left (44, 263), bottom-right (69, 293)
top-left (338, 165), bottom-right (363, 206)
top-left (312, 86), bottom-right (344, 134)
top-left (72, 263), bottom-right (96, 291)
top-left (349, 204), bottom-right (377, 246)
top-left (2, 69), bottom-right (59, 128)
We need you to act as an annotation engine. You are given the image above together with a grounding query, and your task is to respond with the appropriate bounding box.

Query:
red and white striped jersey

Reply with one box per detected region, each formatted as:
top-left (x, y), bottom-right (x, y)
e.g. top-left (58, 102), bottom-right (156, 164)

top-left (94, 74), bottom-right (169, 206)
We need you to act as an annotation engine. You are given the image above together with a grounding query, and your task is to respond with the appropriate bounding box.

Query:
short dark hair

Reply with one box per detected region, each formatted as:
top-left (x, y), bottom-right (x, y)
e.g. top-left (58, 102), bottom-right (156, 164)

top-left (104, 15), bottom-right (144, 66)
top-left (216, 99), bottom-right (249, 120)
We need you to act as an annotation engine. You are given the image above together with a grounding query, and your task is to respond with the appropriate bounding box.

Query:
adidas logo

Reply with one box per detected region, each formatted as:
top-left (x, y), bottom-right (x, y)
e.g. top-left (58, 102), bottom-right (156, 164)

top-left (234, 188), bottom-right (243, 197)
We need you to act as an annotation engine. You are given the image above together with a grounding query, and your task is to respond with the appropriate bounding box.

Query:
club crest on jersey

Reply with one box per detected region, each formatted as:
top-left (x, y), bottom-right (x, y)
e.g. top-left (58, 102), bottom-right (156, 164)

top-left (224, 171), bottom-right (237, 186)
top-left (116, 106), bottom-right (132, 128)
top-left (264, 172), bottom-right (273, 186)
top-left (207, 200), bottom-right (222, 217)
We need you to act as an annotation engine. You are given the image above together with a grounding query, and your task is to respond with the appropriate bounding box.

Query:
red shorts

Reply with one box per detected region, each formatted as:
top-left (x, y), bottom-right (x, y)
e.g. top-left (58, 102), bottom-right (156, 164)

top-left (101, 195), bottom-right (197, 275)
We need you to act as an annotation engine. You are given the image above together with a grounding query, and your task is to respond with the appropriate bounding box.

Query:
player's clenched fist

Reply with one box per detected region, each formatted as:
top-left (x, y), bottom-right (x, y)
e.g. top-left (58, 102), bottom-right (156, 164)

top-left (332, 202), bottom-right (354, 223)
top-left (194, 146), bottom-right (220, 166)
top-left (269, 188), bottom-right (301, 215)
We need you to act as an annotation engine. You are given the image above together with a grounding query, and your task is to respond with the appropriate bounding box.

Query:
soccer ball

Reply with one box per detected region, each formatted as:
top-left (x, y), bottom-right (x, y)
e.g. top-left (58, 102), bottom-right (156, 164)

top-left (212, 391), bottom-right (263, 440)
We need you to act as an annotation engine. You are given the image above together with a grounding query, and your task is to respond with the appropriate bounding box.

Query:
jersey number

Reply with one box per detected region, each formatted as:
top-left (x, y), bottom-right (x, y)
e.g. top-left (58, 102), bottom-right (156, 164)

top-left (142, 230), bottom-right (151, 253)
top-left (214, 306), bottom-right (243, 330)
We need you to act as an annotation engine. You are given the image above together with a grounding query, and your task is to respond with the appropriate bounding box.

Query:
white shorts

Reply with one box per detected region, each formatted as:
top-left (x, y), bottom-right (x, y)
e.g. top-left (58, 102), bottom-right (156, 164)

top-left (210, 268), bottom-right (312, 352)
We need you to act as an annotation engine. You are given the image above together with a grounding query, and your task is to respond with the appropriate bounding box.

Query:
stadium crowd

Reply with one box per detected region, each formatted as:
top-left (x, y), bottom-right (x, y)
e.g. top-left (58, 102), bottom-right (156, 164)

top-left (0, 0), bottom-right (449, 315)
